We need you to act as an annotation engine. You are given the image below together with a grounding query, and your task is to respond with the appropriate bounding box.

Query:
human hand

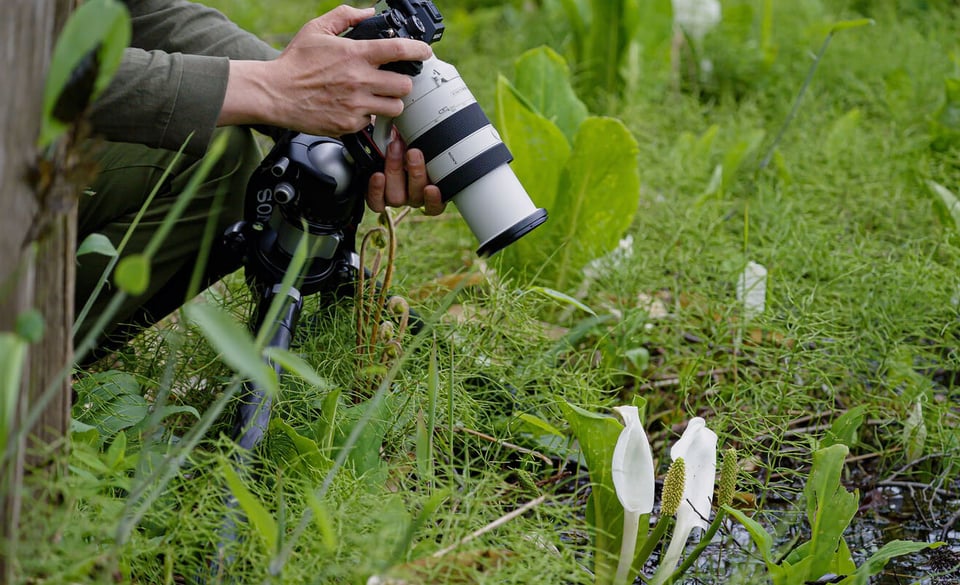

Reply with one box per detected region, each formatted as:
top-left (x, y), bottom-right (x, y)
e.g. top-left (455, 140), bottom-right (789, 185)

top-left (220, 6), bottom-right (433, 136)
top-left (367, 136), bottom-right (445, 216)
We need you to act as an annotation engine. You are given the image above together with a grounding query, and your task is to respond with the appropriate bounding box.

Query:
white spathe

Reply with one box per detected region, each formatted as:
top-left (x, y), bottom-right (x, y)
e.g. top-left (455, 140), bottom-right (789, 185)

top-left (611, 405), bottom-right (655, 513)
top-left (671, 0), bottom-right (722, 43)
top-left (611, 405), bottom-right (655, 585)
top-left (650, 416), bottom-right (718, 585)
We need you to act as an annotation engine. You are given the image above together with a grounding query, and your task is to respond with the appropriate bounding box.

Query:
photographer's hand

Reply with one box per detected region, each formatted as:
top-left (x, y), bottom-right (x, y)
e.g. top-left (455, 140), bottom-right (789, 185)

top-left (367, 138), bottom-right (445, 216)
top-left (218, 5), bottom-right (433, 136)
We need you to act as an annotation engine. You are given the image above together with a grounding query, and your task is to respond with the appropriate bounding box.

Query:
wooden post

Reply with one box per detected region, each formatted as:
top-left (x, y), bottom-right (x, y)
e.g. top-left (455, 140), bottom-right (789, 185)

top-left (1, 0), bottom-right (76, 580)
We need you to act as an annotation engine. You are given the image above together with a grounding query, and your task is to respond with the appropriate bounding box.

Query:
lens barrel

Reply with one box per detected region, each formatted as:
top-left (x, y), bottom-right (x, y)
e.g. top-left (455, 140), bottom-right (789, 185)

top-left (393, 56), bottom-right (546, 256)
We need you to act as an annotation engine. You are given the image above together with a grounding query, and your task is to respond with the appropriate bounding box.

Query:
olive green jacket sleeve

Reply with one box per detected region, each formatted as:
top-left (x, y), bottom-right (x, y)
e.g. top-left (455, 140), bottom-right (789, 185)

top-left (90, 0), bottom-right (282, 156)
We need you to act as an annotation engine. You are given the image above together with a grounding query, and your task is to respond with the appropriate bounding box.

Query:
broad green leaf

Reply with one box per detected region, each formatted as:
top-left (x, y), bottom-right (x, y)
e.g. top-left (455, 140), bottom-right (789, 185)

top-left (822, 405), bottom-right (867, 449)
top-left (72, 372), bottom-right (149, 441)
top-left (546, 117), bottom-right (641, 291)
top-left (77, 233), bottom-right (118, 258)
top-left (512, 47), bottom-right (588, 143)
top-left (114, 253), bottom-right (151, 295)
top-left (723, 506), bottom-right (779, 569)
top-left (184, 303), bottom-right (278, 397)
top-left (494, 75), bottom-right (571, 213)
top-left (559, 401), bottom-right (624, 583)
top-left (0, 334), bottom-right (28, 458)
top-left (803, 444), bottom-right (859, 582)
top-left (515, 413), bottom-right (564, 437)
top-left (40, 0), bottom-right (130, 146)
top-left (844, 540), bottom-right (942, 584)
top-left (222, 463), bottom-right (278, 552)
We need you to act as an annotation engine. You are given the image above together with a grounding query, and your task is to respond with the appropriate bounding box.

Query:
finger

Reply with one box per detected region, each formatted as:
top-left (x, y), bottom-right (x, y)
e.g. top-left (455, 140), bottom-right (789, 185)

top-left (312, 6), bottom-right (376, 35)
top-left (366, 172), bottom-right (386, 213)
top-left (405, 148), bottom-right (429, 208)
top-left (367, 70), bottom-right (414, 98)
top-left (360, 38), bottom-right (433, 66)
top-left (361, 95), bottom-right (406, 123)
top-left (383, 140), bottom-right (407, 207)
top-left (422, 185), bottom-right (445, 216)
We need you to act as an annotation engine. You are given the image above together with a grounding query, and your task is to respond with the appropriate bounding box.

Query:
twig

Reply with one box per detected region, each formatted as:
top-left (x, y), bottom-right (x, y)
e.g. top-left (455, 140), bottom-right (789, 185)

top-left (876, 480), bottom-right (953, 498)
top-left (453, 426), bottom-right (554, 467)
top-left (431, 494), bottom-right (548, 558)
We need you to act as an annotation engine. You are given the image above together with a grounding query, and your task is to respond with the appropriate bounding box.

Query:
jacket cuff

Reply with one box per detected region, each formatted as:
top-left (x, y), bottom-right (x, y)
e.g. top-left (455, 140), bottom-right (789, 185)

top-left (160, 53), bottom-right (230, 157)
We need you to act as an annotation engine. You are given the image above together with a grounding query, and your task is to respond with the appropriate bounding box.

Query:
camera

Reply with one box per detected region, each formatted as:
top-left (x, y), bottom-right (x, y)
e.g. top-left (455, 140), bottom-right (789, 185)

top-left (229, 0), bottom-right (547, 295)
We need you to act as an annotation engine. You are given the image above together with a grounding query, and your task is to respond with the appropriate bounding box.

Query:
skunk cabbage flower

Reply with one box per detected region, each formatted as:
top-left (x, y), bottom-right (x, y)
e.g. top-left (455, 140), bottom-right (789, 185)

top-left (611, 405), bottom-right (655, 585)
top-left (651, 417), bottom-right (717, 585)
top-left (671, 0), bottom-right (722, 44)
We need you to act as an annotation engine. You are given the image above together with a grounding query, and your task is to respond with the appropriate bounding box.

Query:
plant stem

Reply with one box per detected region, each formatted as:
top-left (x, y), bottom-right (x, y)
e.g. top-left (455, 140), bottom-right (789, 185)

top-left (633, 513), bottom-right (673, 576)
top-left (758, 31), bottom-right (835, 171)
top-left (665, 509), bottom-right (727, 584)
top-left (615, 510), bottom-right (641, 585)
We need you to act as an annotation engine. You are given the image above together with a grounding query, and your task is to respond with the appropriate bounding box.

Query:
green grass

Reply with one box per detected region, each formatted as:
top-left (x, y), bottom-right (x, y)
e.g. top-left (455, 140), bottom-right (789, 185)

top-left (20, 0), bottom-right (960, 583)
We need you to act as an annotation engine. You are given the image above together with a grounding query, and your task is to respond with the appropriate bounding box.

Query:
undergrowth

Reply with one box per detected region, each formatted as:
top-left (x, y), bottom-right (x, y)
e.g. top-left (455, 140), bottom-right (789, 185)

top-left (19, 0), bottom-right (960, 583)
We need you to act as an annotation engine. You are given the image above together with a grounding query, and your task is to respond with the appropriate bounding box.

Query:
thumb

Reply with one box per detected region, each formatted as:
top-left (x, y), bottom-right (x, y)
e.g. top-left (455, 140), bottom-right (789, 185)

top-left (311, 5), bottom-right (376, 35)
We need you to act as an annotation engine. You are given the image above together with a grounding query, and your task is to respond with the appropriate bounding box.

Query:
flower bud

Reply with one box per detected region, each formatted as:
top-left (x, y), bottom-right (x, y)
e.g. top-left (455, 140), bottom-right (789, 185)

top-left (718, 448), bottom-right (739, 508)
top-left (661, 457), bottom-right (686, 517)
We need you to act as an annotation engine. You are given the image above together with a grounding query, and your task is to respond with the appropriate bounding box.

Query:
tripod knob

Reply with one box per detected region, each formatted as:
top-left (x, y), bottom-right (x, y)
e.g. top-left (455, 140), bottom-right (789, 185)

top-left (274, 182), bottom-right (296, 204)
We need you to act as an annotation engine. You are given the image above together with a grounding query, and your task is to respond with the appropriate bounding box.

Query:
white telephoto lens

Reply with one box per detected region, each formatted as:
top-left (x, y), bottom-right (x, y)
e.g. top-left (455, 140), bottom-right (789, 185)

top-left (394, 56), bottom-right (546, 255)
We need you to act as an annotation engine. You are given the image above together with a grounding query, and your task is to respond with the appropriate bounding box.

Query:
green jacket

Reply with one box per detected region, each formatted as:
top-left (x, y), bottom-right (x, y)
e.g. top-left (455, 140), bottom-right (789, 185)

top-left (90, 0), bottom-right (281, 156)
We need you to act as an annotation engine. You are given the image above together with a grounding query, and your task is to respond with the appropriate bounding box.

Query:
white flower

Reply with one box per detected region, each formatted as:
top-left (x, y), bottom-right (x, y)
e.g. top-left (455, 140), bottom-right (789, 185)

top-left (611, 405), bottom-right (655, 584)
top-left (651, 417), bottom-right (718, 585)
top-left (671, 0), bottom-right (722, 43)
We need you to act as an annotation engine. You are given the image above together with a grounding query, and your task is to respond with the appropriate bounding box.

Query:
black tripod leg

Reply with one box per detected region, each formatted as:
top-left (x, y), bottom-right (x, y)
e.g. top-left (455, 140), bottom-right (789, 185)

top-left (207, 284), bottom-right (303, 583)
top-left (233, 283), bottom-right (303, 451)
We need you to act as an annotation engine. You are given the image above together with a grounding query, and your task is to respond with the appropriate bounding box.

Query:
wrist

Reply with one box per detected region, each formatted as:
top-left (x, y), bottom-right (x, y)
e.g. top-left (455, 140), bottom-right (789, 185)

top-left (219, 60), bottom-right (277, 128)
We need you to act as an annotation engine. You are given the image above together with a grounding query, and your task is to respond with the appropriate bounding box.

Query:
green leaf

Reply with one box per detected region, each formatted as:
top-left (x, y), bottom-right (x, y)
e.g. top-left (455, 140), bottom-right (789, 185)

top-left (848, 540), bottom-right (942, 584)
top-left (723, 506), bottom-right (778, 568)
top-left (114, 253), bottom-right (151, 295)
top-left (222, 463), bottom-right (278, 552)
top-left (512, 47), bottom-right (588, 143)
top-left (559, 401), bottom-right (625, 583)
top-left (822, 405), bottom-right (867, 449)
top-left (803, 444), bottom-right (860, 582)
top-left (545, 117), bottom-right (641, 291)
top-left (15, 309), bottom-right (45, 343)
top-left (40, 0), bottom-right (130, 146)
top-left (515, 413), bottom-right (564, 437)
top-left (494, 75), bottom-right (571, 214)
top-left (72, 372), bottom-right (149, 441)
top-left (77, 233), bottom-right (118, 258)
top-left (184, 303), bottom-right (278, 397)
